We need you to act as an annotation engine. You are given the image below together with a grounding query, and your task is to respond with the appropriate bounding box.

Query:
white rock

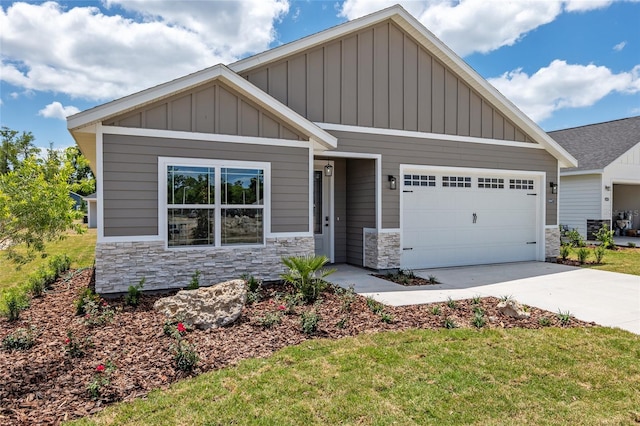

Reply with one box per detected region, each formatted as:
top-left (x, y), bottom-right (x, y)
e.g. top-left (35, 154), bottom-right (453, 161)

top-left (153, 279), bottom-right (247, 329)
top-left (496, 299), bottom-right (530, 319)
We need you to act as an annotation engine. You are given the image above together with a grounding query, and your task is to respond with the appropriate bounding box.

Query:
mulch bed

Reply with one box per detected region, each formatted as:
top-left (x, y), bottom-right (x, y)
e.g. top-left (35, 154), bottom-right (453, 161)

top-left (373, 273), bottom-right (438, 286)
top-left (0, 269), bottom-right (595, 425)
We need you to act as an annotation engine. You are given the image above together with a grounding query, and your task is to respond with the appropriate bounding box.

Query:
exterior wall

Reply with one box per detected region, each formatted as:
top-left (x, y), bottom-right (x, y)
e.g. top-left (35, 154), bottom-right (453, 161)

top-left (346, 158), bottom-right (377, 265)
top-left (364, 229), bottom-right (401, 270)
top-left (241, 20), bottom-right (532, 142)
top-left (545, 227), bottom-right (560, 260)
top-left (102, 133), bottom-right (309, 237)
top-left (331, 130), bottom-right (558, 228)
top-left (332, 158), bottom-right (348, 263)
top-left (104, 82), bottom-right (304, 140)
top-left (604, 143), bottom-right (640, 226)
top-left (94, 236), bottom-right (314, 294)
top-left (613, 184), bottom-right (640, 229)
top-left (559, 174), bottom-right (602, 238)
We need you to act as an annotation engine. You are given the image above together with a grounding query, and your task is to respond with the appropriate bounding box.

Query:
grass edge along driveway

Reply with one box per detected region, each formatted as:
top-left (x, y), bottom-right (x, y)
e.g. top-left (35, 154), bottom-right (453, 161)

top-left (68, 326), bottom-right (640, 426)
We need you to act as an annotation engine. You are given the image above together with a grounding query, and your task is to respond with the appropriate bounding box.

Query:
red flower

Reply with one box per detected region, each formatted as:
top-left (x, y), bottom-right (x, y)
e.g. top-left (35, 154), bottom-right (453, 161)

top-left (64, 338), bottom-right (70, 344)
top-left (85, 314), bottom-right (90, 318)
top-left (102, 301), bottom-right (108, 307)
top-left (277, 305), bottom-right (286, 311)
top-left (177, 323), bottom-right (186, 333)
top-left (96, 364), bottom-right (105, 372)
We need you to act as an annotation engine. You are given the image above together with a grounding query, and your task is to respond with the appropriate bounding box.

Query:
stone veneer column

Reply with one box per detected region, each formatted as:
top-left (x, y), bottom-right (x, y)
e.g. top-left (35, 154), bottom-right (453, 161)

top-left (545, 227), bottom-right (560, 261)
top-left (363, 229), bottom-right (401, 271)
top-left (94, 236), bottom-right (314, 294)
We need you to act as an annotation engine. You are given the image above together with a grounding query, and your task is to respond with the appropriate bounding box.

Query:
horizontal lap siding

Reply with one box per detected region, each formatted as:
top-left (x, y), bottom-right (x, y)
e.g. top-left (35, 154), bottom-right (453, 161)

top-left (330, 130), bottom-right (558, 228)
top-left (102, 134), bottom-right (309, 237)
top-left (346, 159), bottom-right (376, 265)
top-left (559, 175), bottom-right (602, 237)
top-left (242, 20), bottom-right (532, 143)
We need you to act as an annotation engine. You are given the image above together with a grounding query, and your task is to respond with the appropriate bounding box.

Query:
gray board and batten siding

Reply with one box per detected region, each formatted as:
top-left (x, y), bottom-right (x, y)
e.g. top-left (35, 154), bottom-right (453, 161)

top-left (329, 129), bottom-right (559, 227)
top-left (103, 81), bottom-right (305, 141)
top-left (241, 20), bottom-right (534, 142)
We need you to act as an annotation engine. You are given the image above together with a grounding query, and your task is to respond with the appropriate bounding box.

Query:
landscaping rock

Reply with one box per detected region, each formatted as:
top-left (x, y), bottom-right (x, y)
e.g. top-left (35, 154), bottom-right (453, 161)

top-left (496, 299), bottom-right (530, 319)
top-left (153, 279), bottom-right (247, 329)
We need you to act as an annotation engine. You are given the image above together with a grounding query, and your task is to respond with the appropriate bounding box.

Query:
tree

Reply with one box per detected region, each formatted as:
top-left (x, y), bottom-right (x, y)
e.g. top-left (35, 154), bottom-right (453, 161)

top-left (0, 127), bottom-right (39, 174)
top-left (64, 146), bottom-right (95, 196)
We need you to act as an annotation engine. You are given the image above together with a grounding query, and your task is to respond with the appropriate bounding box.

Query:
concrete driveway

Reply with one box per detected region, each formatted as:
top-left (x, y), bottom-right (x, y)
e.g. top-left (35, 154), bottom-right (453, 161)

top-left (329, 262), bottom-right (640, 335)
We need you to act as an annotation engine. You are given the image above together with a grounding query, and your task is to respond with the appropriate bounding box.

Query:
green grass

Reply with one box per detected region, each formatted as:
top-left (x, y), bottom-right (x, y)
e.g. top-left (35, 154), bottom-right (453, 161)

top-left (565, 246), bottom-right (640, 276)
top-left (67, 327), bottom-right (640, 426)
top-left (0, 227), bottom-right (96, 293)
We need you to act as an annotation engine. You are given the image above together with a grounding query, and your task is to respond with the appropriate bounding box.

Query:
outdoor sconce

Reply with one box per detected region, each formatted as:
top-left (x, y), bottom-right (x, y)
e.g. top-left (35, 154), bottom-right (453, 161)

top-left (324, 162), bottom-right (333, 177)
top-left (388, 175), bottom-right (397, 190)
top-left (550, 182), bottom-right (558, 194)
top-left (605, 185), bottom-right (611, 191)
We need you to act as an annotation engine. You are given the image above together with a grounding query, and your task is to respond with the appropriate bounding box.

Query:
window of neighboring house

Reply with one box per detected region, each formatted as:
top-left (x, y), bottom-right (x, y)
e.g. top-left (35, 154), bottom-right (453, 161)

top-left (166, 161), bottom-right (265, 247)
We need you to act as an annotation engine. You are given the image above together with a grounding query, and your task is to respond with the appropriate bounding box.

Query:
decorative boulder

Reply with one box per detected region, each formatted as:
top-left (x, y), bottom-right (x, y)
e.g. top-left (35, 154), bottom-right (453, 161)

top-left (496, 299), bottom-right (530, 319)
top-left (154, 279), bottom-right (247, 329)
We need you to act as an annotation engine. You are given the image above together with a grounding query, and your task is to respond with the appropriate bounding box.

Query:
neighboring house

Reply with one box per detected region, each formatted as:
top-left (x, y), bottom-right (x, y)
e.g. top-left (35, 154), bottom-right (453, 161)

top-left (69, 191), bottom-right (83, 211)
top-left (549, 116), bottom-right (640, 239)
top-left (83, 192), bottom-right (97, 229)
top-left (67, 5), bottom-right (576, 294)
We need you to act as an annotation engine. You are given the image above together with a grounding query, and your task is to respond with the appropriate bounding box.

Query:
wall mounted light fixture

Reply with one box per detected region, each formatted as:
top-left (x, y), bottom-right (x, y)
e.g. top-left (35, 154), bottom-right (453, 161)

top-left (324, 162), bottom-right (333, 177)
top-left (550, 182), bottom-right (558, 194)
top-left (388, 175), bottom-right (397, 190)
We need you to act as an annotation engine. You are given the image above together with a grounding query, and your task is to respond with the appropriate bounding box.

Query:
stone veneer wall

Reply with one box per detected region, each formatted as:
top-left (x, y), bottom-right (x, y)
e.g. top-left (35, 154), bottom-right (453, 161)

top-left (545, 227), bottom-right (560, 261)
top-left (363, 229), bottom-right (401, 270)
top-left (95, 236), bottom-right (314, 294)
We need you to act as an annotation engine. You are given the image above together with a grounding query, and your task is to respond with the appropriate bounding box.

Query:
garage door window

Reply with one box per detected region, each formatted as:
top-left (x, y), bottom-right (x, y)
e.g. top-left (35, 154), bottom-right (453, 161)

top-left (478, 177), bottom-right (504, 189)
top-left (509, 179), bottom-right (534, 190)
top-left (442, 176), bottom-right (471, 188)
top-left (404, 174), bottom-right (436, 187)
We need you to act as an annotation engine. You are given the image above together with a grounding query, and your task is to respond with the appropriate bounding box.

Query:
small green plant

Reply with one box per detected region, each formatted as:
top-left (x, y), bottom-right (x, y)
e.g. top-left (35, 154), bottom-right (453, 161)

top-left (171, 339), bottom-right (199, 372)
top-left (74, 287), bottom-right (101, 316)
top-left (472, 306), bottom-right (484, 316)
top-left (560, 244), bottom-right (571, 262)
top-left (82, 298), bottom-right (115, 327)
top-left (538, 316), bottom-right (551, 327)
top-left (472, 312), bottom-right (486, 328)
top-left (563, 228), bottom-right (586, 247)
top-left (446, 297), bottom-right (457, 309)
top-left (365, 296), bottom-right (384, 314)
top-left (242, 274), bottom-right (262, 293)
top-left (336, 317), bottom-right (348, 329)
top-left (430, 305), bottom-right (441, 316)
top-left (163, 316), bottom-right (191, 338)
top-left (593, 223), bottom-right (615, 249)
top-left (427, 275), bottom-right (439, 284)
top-left (49, 254), bottom-right (71, 276)
top-left (380, 311), bottom-right (393, 324)
top-left (335, 285), bottom-right (356, 313)
top-left (87, 361), bottom-right (116, 400)
top-left (557, 310), bottom-right (572, 326)
top-left (125, 278), bottom-right (145, 307)
top-left (499, 295), bottom-right (513, 302)
top-left (300, 310), bottom-right (321, 335)
top-left (27, 274), bottom-right (46, 298)
top-left (186, 270), bottom-right (201, 290)
top-left (280, 255), bottom-right (336, 303)
top-left (282, 292), bottom-right (304, 314)
top-left (2, 326), bottom-right (37, 351)
top-left (63, 329), bottom-right (91, 358)
top-left (629, 242), bottom-right (637, 248)
top-left (258, 311), bottom-right (282, 328)
top-left (594, 245), bottom-right (606, 264)
top-left (577, 247), bottom-right (590, 264)
top-left (1, 290), bottom-right (29, 321)
top-left (443, 317), bottom-right (457, 329)
top-left (471, 295), bottom-right (481, 305)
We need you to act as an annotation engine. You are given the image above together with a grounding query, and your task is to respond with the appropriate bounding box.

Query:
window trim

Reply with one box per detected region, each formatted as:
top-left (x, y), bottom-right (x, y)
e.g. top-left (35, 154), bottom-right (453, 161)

top-left (159, 157), bottom-right (271, 249)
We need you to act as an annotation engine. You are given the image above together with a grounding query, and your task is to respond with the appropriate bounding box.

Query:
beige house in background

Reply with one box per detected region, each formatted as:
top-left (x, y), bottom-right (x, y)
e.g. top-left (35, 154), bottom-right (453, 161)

top-left (67, 5), bottom-right (577, 294)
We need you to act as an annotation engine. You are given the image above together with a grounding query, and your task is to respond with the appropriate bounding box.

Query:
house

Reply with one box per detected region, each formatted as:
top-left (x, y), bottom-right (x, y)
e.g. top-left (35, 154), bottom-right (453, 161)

top-left (67, 5), bottom-right (576, 294)
top-left (83, 192), bottom-right (97, 229)
top-left (549, 116), bottom-right (640, 239)
top-left (69, 191), bottom-right (83, 211)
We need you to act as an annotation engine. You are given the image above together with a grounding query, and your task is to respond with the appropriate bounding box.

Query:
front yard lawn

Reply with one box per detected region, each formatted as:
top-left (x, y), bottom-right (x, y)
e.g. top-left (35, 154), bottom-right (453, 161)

top-left (561, 245), bottom-right (640, 276)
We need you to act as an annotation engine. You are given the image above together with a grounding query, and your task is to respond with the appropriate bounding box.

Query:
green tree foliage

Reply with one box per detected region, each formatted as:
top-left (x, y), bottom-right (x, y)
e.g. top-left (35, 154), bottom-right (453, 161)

top-left (64, 146), bottom-right (95, 196)
top-left (0, 127), bottom-right (39, 174)
top-left (0, 129), bottom-right (83, 264)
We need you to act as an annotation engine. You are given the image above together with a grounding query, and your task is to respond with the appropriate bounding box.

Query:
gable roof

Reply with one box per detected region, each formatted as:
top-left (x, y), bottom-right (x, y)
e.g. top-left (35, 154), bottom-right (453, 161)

top-left (229, 4), bottom-right (577, 168)
top-left (67, 64), bottom-right (338, 163)
top-left (549, 116), bottom-right (640, 173)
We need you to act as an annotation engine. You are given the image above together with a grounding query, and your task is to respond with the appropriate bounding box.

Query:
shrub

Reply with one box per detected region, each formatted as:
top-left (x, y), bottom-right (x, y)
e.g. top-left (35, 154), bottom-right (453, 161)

top-left (594, 245), bottom-right (606, 264)
top-left (471, 295), bottom-right (481, 305)
top-left (281, 255), bottom-right (336, 303)
top-left (242, 274), bottom-right (262, 304)
top-left (2, 326), bottom-right (37, 351)
top-left (365, 296), bottom-right (384, 314)
top-left (560, 244), bottom-right (571, 262)
top-left (82, 298), bottom-right (115, 327)
top-left (563, 228), bottom-right (586, 247)
top-left (49, 254), bottom-right (71, 276)
top-left (172, 339), bottom-right (198, 372)
top-left (538, 316), bottom-right (551, 327)
top-left (163, 315), bottom-right (192, 338)
top-left (336, 317), bottom-right (348, 329)
top-left (593, 224), bottom-right (615, 249)
top-left (87, 361), bottom-right (116, 400)
top-left (380, 311), bottom-right (393, 324)
top-left (74, 287), bottom-right (101, 316)
top-left (472, 312), bottom-right (486, 329)
top-left (27, 274), bottom-right (46, 298)
top-left (125, 278), bottom-right (145, 307)
top-left (446, 297), bottom-right (457, 309)
top-left (557, 310), bottom-right (572, 326)
top-left (427, 275), bottom-right (439, 284)
top-left (335, 285), bottom-right (356, 313)
top-left (300, 310), bottom-right (321, 335)
top-left (430, 305), bottom-right (441, 316)
top-left (186, 270), bottom-right (200, 290)
top-left (628, 242), bottom-right (637, 248)
top-left (443, 317), bottom-right (457, 329)
top-left (63, 329), bottom-right (91, 358)
top-left (576, 247), bottom-right (590, 264)
top-left (1, 290), bottom-right (29, 321)
top-left (258, 312), bottom-right (282, 328)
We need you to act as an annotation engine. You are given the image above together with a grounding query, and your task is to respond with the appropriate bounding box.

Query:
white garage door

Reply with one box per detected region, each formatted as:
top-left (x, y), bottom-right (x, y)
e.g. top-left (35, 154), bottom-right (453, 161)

top-left (401, 169), bottom-right (540, 269)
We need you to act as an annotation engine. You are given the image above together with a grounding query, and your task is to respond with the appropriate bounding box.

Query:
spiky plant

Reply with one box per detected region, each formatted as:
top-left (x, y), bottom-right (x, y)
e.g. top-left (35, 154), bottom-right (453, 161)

top-left (280, 255), bottom-right (336, 303)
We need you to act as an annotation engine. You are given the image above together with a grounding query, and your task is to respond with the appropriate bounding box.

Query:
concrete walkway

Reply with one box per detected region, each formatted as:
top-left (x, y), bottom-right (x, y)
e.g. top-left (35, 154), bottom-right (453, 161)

top-left (328, 262), bottom-right (640, 335)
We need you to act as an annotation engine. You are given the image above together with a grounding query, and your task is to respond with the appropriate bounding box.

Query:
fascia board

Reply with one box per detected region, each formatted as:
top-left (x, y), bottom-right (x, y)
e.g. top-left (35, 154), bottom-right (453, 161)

top-left (560, 169), bottom-right (603, 176)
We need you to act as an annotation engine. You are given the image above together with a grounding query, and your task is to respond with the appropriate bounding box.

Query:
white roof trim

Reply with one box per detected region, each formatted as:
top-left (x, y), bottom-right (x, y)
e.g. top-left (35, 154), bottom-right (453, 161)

top-left (67, 64), bottom-right (337, 149)
top-left (560, 169), bottom-right (604, 176)
top-left (229, 4), bottom-right (577, 168)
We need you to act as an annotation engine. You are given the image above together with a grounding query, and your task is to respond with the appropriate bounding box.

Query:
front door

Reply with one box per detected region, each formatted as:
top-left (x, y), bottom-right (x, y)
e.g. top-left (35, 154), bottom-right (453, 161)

top-left (313, 161), bottom-right (333, 261)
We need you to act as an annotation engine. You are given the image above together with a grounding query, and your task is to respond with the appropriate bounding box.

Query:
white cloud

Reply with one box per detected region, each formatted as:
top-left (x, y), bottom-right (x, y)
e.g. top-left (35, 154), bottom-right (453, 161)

top-left (488, 61), bottom-right (640, 122)
top-left (38, 101), bottom-right (81, 120)
top-left (614, 41), bottom-right (627, 51)
top-left (339, 0), bottom-right (618, 56)
top-left (0, 1), bottom-right (289, 101)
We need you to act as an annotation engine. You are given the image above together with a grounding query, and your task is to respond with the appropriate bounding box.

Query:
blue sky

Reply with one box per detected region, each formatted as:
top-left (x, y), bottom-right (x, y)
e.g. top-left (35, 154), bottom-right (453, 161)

top-left (1, 0), bottom-right (639, 150)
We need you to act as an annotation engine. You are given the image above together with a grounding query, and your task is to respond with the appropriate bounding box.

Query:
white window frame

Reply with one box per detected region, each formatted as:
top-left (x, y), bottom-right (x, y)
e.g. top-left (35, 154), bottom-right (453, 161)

top-left (159, 157), bottom-right (271, 249)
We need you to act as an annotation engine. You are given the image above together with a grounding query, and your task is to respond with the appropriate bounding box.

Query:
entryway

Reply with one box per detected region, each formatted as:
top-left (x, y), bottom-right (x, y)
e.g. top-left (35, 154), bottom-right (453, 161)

top-left (313, 160), bottom-right (333, 261)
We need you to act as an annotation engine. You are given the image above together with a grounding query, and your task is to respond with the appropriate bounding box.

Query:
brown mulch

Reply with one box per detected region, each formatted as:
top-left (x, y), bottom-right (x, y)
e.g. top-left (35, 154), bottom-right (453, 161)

top-left (0, 269), bottom-right (595, 425)
top-left (373, 273), bottom-right (438, 286)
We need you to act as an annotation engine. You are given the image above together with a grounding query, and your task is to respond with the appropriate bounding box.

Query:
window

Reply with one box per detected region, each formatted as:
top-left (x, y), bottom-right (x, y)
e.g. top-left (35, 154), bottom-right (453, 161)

top-left (478, 177), bottom-right (504, 189)
top-left (404, 174), bottom-right (436, 187)
top-left (165, 160), bottom-right (266, 247)
top-left (442, 176), bottom-right (471, 188)
top-left (509, 179), bottom-right (534, 190)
